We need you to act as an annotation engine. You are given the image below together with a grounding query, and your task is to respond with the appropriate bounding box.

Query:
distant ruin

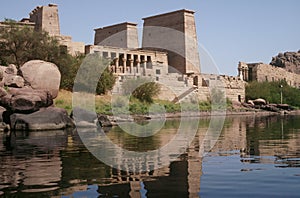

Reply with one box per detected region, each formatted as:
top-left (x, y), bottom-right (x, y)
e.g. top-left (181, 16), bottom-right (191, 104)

top-left (238, 61), bottom-right (300, 88)
top-left (0, 4), bottom-right (84, 56)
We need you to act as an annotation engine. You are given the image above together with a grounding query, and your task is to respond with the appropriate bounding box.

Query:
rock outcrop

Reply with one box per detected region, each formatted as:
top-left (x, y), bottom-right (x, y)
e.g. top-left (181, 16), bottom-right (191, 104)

top-left (0, 60), bottom-right (74, 131)
top-left (0, 87), bottom-right (53, 113)
top-left (270, 50), bottom-right (300, 74)
top-left (10, 107), bottom-right (74, 131)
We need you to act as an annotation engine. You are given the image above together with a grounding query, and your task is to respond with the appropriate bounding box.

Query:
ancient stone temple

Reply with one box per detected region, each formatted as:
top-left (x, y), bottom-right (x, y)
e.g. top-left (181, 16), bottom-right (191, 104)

top-left (86, 9), bottom-right (245, 103)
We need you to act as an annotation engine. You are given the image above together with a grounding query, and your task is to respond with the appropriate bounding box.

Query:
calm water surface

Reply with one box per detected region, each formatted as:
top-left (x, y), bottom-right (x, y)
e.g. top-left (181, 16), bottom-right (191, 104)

top-left (0, 115), bottom-right (299, 197)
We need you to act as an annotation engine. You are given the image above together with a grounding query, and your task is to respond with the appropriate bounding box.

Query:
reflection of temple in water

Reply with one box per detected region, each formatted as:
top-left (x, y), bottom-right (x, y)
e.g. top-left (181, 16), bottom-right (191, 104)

top-left (65, 122), bottom-right (205, 198)
top-left (1, 115), bottom-right (300, 197)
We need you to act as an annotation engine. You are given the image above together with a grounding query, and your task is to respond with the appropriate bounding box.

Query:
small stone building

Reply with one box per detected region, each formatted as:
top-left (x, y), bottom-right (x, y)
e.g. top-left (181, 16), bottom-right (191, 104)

top-left (238, 62), bottom-right (300, 88)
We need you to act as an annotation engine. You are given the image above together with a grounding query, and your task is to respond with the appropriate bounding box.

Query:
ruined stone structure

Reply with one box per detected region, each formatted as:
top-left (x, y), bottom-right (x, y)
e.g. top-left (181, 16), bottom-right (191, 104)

top-left (29, 4), bottom-right (60, 36)
top-left (0, 4), bottom-right (84, 56)
top-left (0, 20), bottom-right (35, 30)
top-left (239, 62), bottom-right (300, 88)
top-left (200, 74), bottom-right (246, 102)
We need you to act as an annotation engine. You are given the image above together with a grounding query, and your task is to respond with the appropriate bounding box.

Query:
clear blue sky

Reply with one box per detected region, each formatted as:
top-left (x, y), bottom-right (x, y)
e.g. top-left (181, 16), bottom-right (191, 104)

top-left (1, 0), bottom-right (300, 75)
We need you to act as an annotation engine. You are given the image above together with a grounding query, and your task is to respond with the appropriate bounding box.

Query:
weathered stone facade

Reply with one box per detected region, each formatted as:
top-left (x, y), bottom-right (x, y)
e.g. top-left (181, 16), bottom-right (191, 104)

top-left (142, 9), bottom-right (200, 75)
top-left (94, 22), bottom-right (139, 49)
top-left (199, 74), bottom-right (246, 102)
top-left (29, 4), bottom-right (60, 36)
top-left (239, 62), bottom-right (300, 88)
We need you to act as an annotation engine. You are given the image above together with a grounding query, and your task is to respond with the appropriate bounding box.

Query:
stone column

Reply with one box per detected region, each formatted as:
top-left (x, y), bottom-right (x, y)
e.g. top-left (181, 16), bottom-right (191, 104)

top-left (130, 60), bottom-right (134, 74)
top-left (238, 68), bottom-right (242, 80)
top-left (122, 54), bottom-right (127, 74)
top-left (141, 57), bottom-right (146, 76)
top-left (114, 58), bottom-right (119, 73)
top-left (136, 55), bottom-right (140, 74)
top-left (127, 54), bottom-right (133, 74)
top-left (245, 68), bottom-right (249, 81)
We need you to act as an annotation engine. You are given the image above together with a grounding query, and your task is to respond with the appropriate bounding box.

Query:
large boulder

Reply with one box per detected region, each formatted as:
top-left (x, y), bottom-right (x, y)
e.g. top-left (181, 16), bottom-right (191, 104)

top-left (0, 87), bottom-right (53, 113)
top-left (10, 107), bottom-right (74, 131)
top-left (253, 98), bottom-right (266, 105)
top-left (20, 60), bottom-right (61, 99)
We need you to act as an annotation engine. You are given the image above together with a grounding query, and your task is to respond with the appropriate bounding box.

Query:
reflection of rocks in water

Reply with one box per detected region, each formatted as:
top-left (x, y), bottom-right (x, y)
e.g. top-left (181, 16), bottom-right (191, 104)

top-left (0, 130), bottom-right (67, 193)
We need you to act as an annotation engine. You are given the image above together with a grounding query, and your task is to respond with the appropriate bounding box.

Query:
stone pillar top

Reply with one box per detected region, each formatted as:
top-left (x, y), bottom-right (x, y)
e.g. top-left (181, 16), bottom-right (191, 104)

top-left (94, 22), bottom-right (138, 31)
top-left (142, 9), bottom-right (195, 20)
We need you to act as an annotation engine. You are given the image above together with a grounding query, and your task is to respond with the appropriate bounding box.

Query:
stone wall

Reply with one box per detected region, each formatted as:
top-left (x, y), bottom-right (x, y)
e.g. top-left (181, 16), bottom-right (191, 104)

top-left (245, 62), bottom-right (300, 88)
top-left (94, 22), bottom-right (139, 49)
top-left (58, 35), bottom-right (85, 56)
top-left (200, 74), bottom-right (245, 103)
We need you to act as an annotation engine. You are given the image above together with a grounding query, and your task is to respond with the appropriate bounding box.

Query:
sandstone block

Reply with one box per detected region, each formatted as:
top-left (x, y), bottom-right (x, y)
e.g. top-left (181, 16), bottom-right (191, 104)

top-left (20, 60), bottom-right (61, 99)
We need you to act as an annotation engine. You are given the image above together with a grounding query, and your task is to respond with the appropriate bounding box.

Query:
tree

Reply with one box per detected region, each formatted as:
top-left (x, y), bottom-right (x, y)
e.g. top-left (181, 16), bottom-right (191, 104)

top-left (122, 78), bottom-right (160, 103)
top-left (73, 53), bottom-right (116, 95)
top-left (53, 53), bottom-right (85, 91)
top-left (0, 21), bottom-right (60, 67)
top-left (246, 80), bottom-right (300, 107)
top-left (0, 20), bottom-right (116, 94)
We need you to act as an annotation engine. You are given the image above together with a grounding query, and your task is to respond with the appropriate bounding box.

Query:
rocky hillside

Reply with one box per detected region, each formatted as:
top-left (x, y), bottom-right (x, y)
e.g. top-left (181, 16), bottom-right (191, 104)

top-left (270, 50), bottom-right (300, 74)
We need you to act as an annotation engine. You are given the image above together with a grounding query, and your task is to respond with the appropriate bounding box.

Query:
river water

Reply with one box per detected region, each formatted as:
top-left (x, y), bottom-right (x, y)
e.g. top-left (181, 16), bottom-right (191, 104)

top-left (0, 115), bottom-right (299, 197)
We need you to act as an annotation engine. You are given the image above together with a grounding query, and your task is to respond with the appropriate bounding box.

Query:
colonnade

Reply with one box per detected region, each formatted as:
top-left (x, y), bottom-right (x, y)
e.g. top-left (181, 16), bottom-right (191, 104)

top-left (99, 51), bottom-right (153, 75)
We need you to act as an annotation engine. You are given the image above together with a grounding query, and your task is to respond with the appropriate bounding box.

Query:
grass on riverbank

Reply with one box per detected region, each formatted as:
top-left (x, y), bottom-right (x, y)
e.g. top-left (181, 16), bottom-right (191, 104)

top-left (54, 90), bottom-right (231, 115)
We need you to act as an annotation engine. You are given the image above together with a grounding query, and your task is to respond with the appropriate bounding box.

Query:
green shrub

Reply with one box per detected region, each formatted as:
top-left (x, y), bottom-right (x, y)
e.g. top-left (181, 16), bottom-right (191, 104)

top-left (122, 78), bottom-right (160, 103)
top-left (246, 80), bottom-right (300, 107)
